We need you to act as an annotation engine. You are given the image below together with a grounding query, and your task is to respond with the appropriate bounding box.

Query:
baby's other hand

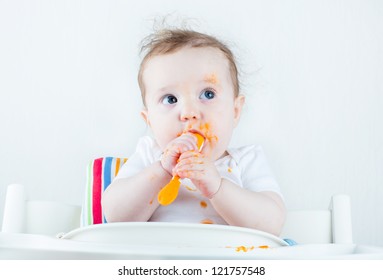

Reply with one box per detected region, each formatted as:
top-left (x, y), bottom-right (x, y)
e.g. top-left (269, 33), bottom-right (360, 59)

top-left (160, 134), bottom-right (198, 176)
top-left (174, 151), bottom-right (221, 198)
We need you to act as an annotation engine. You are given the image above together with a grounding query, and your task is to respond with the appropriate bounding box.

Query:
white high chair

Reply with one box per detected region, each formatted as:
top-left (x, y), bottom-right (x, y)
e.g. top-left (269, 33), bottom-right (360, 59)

top-left (1, 184), bottom-right (81, 236)
top-left (281, 194), bottom-right (353, 244)
top-left (1, 183), bottom-right (352, 244)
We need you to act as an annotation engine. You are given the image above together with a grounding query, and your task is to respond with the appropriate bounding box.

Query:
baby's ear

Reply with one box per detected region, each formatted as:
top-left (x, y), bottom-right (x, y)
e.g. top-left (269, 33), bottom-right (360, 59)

top-left (234, 94), bottom-right (245, 126)
top-left (140, 109), bottom-right (150, 126)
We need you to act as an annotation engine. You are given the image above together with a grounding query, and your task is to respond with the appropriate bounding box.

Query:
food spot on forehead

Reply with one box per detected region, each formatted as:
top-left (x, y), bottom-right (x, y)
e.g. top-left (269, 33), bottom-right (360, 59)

top-left (204, 73), bottom-right (219, 85)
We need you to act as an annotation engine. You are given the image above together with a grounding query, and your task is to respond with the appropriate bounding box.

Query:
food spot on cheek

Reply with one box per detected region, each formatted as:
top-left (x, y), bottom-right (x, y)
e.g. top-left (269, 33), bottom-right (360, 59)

top-left (199, 123), bottom-right (219, 144)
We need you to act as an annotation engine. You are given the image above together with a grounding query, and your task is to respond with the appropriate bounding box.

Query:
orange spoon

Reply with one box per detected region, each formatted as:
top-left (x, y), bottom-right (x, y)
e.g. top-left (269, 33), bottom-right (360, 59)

top-left (158, 133), bottom-right (205, 206)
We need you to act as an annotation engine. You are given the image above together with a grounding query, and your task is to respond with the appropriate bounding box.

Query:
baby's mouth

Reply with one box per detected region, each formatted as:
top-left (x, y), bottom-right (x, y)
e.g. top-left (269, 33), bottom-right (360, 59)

top-left (186, 129), bottom-right (205, 138)
top-left (179, 122), bottom-right (212, 141)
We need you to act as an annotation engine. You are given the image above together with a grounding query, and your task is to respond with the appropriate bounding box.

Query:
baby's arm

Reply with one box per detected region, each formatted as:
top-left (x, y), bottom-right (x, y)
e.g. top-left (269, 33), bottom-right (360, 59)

top-left (175, 150), bottom-right (286, 236)
top-left (210, 183), bottom-right (286, 236)
top-left (102, 161), bottom-right (171, 222)
top-left (102, 134), bottom-right (199, 222)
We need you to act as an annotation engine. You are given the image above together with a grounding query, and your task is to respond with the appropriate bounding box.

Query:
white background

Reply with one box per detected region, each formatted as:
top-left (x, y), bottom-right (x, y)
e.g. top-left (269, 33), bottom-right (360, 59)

top-left (0, 0), bottom-right (382, 246)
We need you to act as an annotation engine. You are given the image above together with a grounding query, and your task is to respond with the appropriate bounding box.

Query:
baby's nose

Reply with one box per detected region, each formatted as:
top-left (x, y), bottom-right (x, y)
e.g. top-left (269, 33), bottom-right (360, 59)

top-left (180, 101), bottom-right (201, 121)
top-left (180, 110), bottom-right (200, 121)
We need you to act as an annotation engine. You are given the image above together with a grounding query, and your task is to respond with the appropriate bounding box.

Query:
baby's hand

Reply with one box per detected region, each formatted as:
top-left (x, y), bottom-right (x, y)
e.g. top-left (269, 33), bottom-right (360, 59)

top-left (160, 134), bottom-right (198, 176)
top-left (173, 151), bottom-right (221, 198)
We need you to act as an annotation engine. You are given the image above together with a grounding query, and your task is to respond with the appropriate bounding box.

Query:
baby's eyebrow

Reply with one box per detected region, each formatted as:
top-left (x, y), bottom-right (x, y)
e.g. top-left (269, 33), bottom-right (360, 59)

top-left (157, 85), bottom-right (176, 93)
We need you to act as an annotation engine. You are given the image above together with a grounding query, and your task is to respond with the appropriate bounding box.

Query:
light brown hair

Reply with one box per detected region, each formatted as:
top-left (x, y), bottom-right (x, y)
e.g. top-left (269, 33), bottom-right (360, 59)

top-left (138, 29), bottom-right (240, 105)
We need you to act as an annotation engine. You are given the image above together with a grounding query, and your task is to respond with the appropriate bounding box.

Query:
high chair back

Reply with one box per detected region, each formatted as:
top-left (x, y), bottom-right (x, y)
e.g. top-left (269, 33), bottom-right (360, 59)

top-left (1, 184), bottom-right (81, 236)
top-left (281, 194), bottom-right (353, 244)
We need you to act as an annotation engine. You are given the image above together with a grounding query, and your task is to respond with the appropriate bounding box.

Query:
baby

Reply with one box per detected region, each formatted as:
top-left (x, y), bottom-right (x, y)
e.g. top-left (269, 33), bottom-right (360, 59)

top-left (102, 29), bottom-right (286, 236)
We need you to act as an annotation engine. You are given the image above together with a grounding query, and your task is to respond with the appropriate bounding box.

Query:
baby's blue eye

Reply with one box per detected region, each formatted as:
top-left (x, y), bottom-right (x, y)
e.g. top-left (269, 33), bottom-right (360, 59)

top-left (200, 90), bottom-right (215, 100)
top-left (162, 95), bottom-right (178, 105)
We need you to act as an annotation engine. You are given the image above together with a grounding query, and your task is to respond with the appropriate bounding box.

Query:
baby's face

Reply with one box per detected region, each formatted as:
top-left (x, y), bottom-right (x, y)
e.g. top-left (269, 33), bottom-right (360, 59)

top-left (141, 47), bottom-right (244, 160)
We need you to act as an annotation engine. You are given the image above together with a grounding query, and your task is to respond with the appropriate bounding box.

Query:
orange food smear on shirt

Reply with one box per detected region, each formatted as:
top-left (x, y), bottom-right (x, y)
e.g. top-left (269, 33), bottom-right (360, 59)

top-left (184, 185), bottom-right (196, 191)
top-left (200, 218), bottom-right (214, 224)
top-left (200, 201), bottom-right (207, 208)
top-left (228, 167), bottom-right (232, 173)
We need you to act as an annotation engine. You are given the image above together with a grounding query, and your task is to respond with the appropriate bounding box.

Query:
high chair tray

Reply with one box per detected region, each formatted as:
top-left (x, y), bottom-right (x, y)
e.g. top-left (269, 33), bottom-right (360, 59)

top-left (61, 222), bottom-right (289, 248)
top-left (2, 232), bottom-right (383, 259)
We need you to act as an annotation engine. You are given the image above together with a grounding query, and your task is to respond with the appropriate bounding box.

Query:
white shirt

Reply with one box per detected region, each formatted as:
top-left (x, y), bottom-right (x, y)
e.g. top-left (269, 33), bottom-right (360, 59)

top-left (115, 136), bottom-right (282, 225)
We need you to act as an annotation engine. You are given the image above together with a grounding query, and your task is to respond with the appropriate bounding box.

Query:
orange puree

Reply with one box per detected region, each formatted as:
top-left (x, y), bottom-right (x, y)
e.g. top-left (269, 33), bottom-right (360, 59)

top-left (184, 185), bottom-right (196, 191)
top-left (204, 73), bottom-right (219, 85)
top-left (200, 218), bottom-right (214, 224)
top-left (234, 245), bottom-right (269, 252)
top-left (158, 132), bottom-right (204, 206)
top-left (235, 246), bottom-right (255, 252)
top-left (181, 122), bottom-right (218, 148)
top-left (200, 201), bottom-right (207, 208)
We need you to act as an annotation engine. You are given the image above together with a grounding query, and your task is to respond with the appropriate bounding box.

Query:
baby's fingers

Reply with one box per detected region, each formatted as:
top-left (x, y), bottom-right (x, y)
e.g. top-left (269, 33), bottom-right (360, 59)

top-left (174, 164), bottom-right (205, 180)
top-left (178, 150), bottom-right (202, 161)
top-left (169, 136), bottom-right (197, 154)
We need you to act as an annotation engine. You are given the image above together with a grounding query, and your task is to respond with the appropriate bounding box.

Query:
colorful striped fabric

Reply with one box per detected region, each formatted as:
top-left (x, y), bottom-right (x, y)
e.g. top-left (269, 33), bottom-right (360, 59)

top-left (81, 157), bottom-right (127, 226)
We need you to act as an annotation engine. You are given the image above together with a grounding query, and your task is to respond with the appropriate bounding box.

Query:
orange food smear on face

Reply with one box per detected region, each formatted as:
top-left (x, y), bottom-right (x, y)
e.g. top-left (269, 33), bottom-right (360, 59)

top-left (199, 123), bottom-right (211, 136)
top-left (200, 218), bottom-right (214, 224)
top-left (180, 122), bottom-right (218, 153)
top-left (200, 201), bottom-right (207, 208)
top-left (204, 73), bottom-right (219, 85)
top-left (194, 123), bottom-right (218, 149)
